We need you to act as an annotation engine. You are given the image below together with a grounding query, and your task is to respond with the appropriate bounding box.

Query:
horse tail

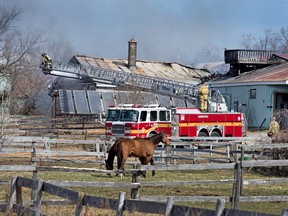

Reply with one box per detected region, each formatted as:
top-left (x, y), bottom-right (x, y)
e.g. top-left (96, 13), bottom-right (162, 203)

top-left (105, 138), bottom-right (123, 170)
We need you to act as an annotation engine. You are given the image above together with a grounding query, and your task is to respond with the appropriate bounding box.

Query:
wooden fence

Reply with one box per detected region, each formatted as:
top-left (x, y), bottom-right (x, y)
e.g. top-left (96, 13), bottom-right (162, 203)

top-left (1, 135), bottom-right (288, 215)
top-left (0, 159), bottom-right (288, 215)
top-left (0, 134), bottom-right (276, 165)
top-left (2, 176), bottom-right (287, 216)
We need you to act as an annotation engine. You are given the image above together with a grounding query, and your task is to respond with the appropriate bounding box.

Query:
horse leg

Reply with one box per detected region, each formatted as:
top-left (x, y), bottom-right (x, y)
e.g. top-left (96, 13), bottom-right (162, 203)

top-left (150, 157), bottom-right (156, 176)
top-left (117, 154), bottom-right (128, 178)
top-left (139, 157), bottom-right (151, 178)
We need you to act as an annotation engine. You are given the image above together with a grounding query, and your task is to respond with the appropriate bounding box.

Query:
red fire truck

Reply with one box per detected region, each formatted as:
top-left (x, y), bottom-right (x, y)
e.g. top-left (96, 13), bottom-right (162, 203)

top-left (105, 104), bottom-right (247, 138)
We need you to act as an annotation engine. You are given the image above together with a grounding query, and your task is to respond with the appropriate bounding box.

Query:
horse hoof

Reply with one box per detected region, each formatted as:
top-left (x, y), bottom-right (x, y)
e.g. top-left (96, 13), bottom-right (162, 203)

top-left (119, 173), bottom-right (124, 178)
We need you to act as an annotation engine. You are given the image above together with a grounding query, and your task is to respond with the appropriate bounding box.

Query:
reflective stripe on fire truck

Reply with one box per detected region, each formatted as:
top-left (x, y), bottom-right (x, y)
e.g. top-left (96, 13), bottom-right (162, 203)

top-left (129, 123), bottom-right (171, 134)
top-left (178, 122), bottom-right (242, 127)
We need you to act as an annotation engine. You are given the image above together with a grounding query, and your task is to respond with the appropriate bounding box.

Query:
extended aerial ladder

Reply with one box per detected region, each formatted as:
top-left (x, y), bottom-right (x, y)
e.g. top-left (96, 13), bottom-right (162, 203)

top-left (40, 62), bottom-right (201, 104)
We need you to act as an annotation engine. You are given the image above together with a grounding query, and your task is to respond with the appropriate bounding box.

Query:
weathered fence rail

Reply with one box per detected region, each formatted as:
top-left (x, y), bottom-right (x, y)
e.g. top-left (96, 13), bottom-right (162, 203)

top-left (1, 160), bottom-right (288, 206)
top-left (2, 134), bottom-right (285, 165)
top-left (3, 176), bottom-right (287, 216)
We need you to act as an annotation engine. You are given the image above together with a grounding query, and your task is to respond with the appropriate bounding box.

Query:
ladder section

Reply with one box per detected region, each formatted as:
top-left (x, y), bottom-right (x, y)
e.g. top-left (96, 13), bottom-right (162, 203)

top-left (41, 62), bottom-right (199, 101)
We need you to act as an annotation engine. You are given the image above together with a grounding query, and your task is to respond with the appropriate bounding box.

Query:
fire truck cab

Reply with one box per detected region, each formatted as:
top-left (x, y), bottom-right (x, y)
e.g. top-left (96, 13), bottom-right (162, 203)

top-left (105, 104), bottom-right (172, 138)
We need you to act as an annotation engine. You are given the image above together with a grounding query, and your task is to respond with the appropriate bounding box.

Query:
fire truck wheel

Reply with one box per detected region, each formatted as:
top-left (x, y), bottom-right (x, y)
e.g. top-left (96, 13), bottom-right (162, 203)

top-left (198, 131), bottom-right (208, 137)
top-left (211, 131), bottom-right (221, 137)
top-left (198, 131), bottom-right (208, 149)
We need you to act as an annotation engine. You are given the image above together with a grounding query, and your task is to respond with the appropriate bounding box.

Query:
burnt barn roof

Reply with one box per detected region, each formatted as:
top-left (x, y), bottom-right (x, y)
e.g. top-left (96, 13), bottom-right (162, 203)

top-left (69, 55), bottom-right (211, 85)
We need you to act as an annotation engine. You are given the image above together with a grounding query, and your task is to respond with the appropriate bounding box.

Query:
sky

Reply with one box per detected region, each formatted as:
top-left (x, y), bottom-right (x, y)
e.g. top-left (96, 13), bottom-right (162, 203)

top-left (1, 0), bottom-right (288, 65)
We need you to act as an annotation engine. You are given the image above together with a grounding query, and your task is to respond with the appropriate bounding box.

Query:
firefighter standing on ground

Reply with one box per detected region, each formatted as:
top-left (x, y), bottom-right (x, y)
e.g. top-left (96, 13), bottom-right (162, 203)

top-left (198, 84), bottom-right (209, 112)
top-left (41, 53), bottom-right (53, 68)
top-left (267, 116), bottom-right (280, 137)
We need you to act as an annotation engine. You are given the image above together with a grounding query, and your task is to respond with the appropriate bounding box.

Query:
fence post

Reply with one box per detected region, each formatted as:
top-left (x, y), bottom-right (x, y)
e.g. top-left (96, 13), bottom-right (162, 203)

top-left (281, 209), bottom-right (288, 216)
top-left (226, 145), bottom-right (230, 161)
top-left (75, 191), bottom-right (85, 216)
top-left (8, 176), bottom-right (23, 213)
top-left (130, 165), bottom-right (141, 199)
top-left (165, 145), bottom-right (172, 165)
top-left (57, 129), bottom-right (60, 139)
top-left (209, 144), bottom-right (213, 163)
top-left (231, 162), bottom-right (241, 209)
top-left (102, 142), bottom-right (107, 162)
top-left (232, 141), bottom-right (238, 162)
top-left (31, 142), bottom-right (38, 207)
top-left (35, 179), bottom-right (44, 216)
top-left (116, 192), bottom-right (126, 216)
top-left (82, 130), bottom-right (88, 150)
top-left (165, 196), bottom-right (174, 216)
top-left (240, 147), bottom-right (245, 195)
top-left (215, 198), bottom-right (225, 216)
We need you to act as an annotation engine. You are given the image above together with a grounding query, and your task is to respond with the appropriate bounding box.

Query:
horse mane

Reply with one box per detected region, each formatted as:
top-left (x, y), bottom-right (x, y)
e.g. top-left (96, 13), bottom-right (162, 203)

top-left (148, 132), bottom-right (164, 145)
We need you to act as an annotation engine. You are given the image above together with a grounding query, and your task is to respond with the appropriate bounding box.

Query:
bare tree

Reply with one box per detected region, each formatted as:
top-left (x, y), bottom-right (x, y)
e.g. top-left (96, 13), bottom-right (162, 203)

top-left (258, 28), bottom-right (273, 50)
top-left (240, 26), bottom-right (288, 53)
top-left (279, 27), bottom-right (288, 54)
top-left (240, 34), bottom-right (255, 49)
top-left (0, 5), bottom-right (20, 40)
top-left (0, 5), bottom-right (76, 115)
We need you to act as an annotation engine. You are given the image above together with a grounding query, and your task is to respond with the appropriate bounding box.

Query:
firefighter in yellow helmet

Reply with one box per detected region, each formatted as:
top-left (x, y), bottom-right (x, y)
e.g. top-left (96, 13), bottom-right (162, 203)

top-left (267, 116), bottom-right (280, 137)
top-left (41, 53), bottom-right (53, 68)
top-left (198, 84), bottom-right (209, 112)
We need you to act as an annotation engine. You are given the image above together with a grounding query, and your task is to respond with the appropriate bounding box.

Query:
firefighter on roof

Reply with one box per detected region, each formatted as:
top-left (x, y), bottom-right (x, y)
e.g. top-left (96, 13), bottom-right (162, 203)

top-left (267, 116), bottom-right (280, 137)
top-left (41, 53), bottom-right (53, 68)
top-left (198, 84), bottom-right (209, 112)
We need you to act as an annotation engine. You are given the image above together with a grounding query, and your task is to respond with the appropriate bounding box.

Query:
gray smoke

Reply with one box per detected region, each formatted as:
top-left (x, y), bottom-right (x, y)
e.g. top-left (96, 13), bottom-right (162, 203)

top-left (1, 0), bottom-right (287, 64)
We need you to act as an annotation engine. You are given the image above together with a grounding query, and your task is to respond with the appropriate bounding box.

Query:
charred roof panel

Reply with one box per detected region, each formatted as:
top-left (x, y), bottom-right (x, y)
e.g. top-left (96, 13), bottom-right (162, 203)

top-left (73, 55), bottom-right (210, 86)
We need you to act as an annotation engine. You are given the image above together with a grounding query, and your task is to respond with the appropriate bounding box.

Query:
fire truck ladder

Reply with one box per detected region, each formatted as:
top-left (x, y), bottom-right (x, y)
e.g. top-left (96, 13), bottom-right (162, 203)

top-left (41, 62), bottom-right (199, 102)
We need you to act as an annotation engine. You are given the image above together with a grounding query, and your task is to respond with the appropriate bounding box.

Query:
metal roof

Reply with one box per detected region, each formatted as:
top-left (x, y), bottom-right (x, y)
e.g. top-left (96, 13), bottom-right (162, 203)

top-left (70, 55), bottom-right (211, 85)
top-left (59, 89), bottom-right (102, 115)
top-left (57, 89), bottom-right (192, 115)
top-left (211, 62), bottom-right (288, 87)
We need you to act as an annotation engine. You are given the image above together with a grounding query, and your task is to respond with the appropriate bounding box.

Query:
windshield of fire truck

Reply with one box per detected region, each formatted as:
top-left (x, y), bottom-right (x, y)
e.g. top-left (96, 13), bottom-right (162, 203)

top-left (119, 110), bottom-right (139, 122)
top-left (106, 110), bottom-right (121, 121)
top-left (106, 109), bottom-right (139, 122)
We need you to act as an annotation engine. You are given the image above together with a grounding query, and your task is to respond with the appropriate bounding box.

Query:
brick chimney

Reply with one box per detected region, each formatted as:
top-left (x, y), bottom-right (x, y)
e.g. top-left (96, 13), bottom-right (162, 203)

top-left (128, 38), bottom-right (137, 69)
